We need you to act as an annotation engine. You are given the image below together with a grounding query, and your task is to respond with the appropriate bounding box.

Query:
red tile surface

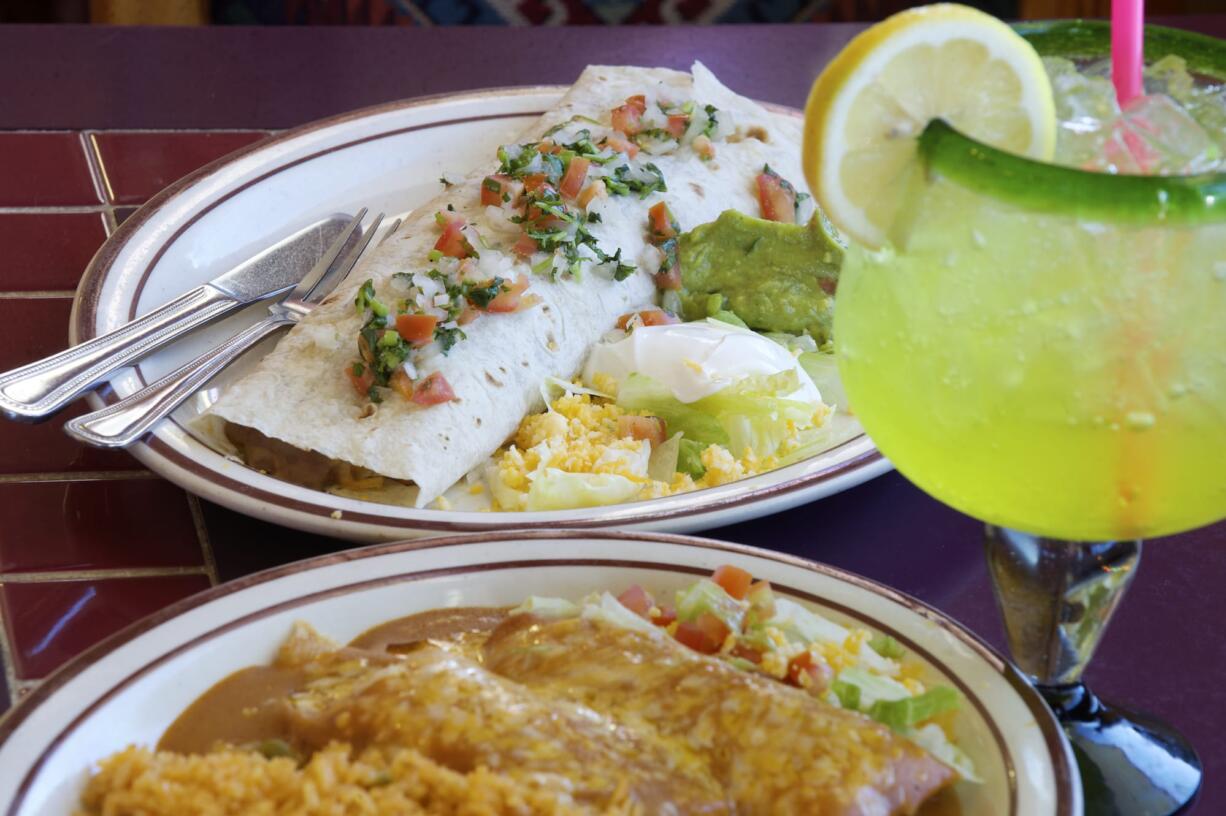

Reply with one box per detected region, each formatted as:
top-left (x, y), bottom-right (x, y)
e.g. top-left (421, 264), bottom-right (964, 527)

top-left (200, 500), bottom-right (346, 583)
top-left (0, 480), bottom-right (203, 573)
top-left (0, 132), bottom-right (99, 207)
top-left (92, 131), bottom-right (269, 205)
top-left (113, 206), bottom-right (139, 226)
top-left (0, 212), bottom-right (108, 291)
top-left (1, 574), bottom-right (211, 679)
top-left (0, 657), bottom-right (8, 715)
top-left (0, 298), bottom-right (140, 473)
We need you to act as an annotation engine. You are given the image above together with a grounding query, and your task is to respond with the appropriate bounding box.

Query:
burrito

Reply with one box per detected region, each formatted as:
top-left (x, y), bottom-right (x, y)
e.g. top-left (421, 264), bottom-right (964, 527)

top-left (210, 63), bottom-right (813, 506)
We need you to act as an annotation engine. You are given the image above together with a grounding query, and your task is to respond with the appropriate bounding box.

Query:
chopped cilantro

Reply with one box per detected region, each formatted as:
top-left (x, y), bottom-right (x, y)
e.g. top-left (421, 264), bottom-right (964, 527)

top-left (464, 277), bottom-right (506, 309)
top-left (439, 176), bottom-right (454, 188)
top-left (434, 324), bottom-right (466, 354)
top-left (702, 104), bottom-right (720, 138)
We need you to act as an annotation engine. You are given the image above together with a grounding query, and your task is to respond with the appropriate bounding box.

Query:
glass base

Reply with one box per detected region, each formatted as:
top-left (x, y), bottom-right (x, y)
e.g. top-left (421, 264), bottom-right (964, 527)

top-left (1041, 683), bottom-right (1202, 816)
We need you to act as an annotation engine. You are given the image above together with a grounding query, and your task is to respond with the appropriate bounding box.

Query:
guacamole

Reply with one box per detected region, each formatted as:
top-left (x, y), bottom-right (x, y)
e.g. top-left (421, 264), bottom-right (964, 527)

top-left (677, 209), bottom-right (844, 345)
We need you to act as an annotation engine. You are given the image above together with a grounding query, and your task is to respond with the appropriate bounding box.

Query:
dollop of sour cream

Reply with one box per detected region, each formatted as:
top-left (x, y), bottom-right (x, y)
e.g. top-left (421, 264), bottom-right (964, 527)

top-left (582, 319), bottom-right (822, 404)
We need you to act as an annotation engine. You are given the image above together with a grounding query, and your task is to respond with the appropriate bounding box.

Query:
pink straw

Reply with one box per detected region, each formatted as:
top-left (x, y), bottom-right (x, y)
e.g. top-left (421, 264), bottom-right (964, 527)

top-left (1112, 0), bottom-right (1145, 106)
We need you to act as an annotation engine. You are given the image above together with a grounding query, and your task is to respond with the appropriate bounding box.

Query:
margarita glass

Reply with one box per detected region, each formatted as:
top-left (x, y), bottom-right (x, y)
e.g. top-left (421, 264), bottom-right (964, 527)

top-left (834, 21), bottom-right (1225, 816)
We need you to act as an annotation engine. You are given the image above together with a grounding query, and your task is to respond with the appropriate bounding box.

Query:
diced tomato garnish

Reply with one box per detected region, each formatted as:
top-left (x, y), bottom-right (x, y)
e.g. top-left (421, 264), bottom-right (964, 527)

top-left (756, 170), bottom-right (797, 224)
top-left (674, 612), bottom-right (730, 655)
top-left (617, 415), bottom-right (667, 447)
top-left (395, 313), bottom-right (438, 346)
top-left (603, 133), bottom-right (640, 158)
top-left (615, 309), bottom-right (680, 331)
top-left (434, 211), bottom-right (475, 258)
top-left (559, 156), bottom-right (590, 200)
top-left (666, 114), bottom-right (689, 138)
top-left (523, 173), bottom-right (552, 194)
top-left (458, 307), bottom-right (481, 326)
top-left (537, 139), bottom-right (559, 154)
top-left (578, 179), bottom-right (607, 210)
top-left (787, 651), bottom-right (834, 693)
top-left (647, 201), bottom-right (679, 242)
top-left (486, 275), bottom-right (530, 313)
top-left (730, 643), bottom-right (764, 664)
top-left (712, 565), bottom-right (754, 600)
top-left (481, 174), bottom-right (523, 208)
top-left (611, 103), bottom-right (644, 136)
top-left (625, 94), bottom-right (647, 114)
top-left (511, 233), bottom-right (539, 258)
top-left (651, 604), bottom-right (677, 627)
top-left (389, 368), bottom-right (414, 400)
top-left (410, 372), bottom-right (457, 406)
top-left (654, 268), bottom-right (682, 291)
top-left (345, 364), bottom-right (375, 398)
top-left (617, 584), bottom-right (655, 618)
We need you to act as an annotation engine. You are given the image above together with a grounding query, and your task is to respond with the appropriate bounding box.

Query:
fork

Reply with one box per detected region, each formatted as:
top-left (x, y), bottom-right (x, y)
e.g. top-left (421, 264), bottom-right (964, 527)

top-left (64, 210), bottom-right (389, 449)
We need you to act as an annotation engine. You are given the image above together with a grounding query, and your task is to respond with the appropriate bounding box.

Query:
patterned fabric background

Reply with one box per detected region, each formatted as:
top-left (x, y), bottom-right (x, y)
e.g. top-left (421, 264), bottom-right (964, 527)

top-left (214, 0), bottom-right (1018, 24)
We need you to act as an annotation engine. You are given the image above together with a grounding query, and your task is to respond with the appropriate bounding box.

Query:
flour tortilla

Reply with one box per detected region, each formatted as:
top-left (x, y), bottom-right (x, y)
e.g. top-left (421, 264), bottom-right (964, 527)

top-left (208, 62), bottom-right (810, 506)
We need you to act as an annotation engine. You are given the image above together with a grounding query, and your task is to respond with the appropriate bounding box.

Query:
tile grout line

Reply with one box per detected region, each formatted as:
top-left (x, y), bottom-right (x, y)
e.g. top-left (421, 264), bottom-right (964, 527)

top-left (0, 205), bottom-right (112, 215)
top-left (0, 290), bottom-right (78, 299)
top-left (0, 470), bottom-right (159, 484)
top-left (186, 494), bottom-right (221, 586)
top-left (0, 603), bottom-right (22, 711)
top-left (0, 566), bottom-right (211, 584)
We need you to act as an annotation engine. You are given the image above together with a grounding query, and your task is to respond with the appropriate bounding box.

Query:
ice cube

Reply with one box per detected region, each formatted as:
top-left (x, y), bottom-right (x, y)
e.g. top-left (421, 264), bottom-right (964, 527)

top-left (1112, 93), bottom-right (1223, 175)
top-left (1044, 57), bottom-right (1122, 170)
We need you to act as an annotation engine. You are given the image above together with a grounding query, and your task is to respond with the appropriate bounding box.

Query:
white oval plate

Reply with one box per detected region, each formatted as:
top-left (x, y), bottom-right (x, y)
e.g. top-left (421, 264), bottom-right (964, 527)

top-left (71, 87), bottom-right (888, 541)
top-left (0, 531), bottom-right (1079, 815)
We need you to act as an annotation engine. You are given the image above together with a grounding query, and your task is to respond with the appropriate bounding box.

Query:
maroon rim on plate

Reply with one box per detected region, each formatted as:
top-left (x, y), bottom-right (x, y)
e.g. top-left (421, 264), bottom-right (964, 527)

top-left (68, 86), bottom-right (884, 532)
top-left (0, 530), bottom-right (1077, 815)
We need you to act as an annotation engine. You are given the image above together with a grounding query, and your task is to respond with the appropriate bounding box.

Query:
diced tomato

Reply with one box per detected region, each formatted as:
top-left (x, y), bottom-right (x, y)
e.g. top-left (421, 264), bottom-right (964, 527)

top-left (712, 565), bottom-right (754, 601)
top-left (511, 233), bottom-right (539, 258)
top-left (651, 604), bottom-right (677, 627)
top-left (603, 133), bottom-right (640, 158)
top-left (666, 114), bottom-right (689, 138)
top-left (559, 156), bottom-right (590, 200)
top-left (654, 268), bottom-right (682, 291)
top-left (458, 307), bottom-right (481, 326)
top-left (486, 275), bottom-right (530, 313)
top-left (389, 368), bottom-right (414, 400)
top-left (481, 174), bottom-right (523, 208)
top-left (756, 171), bottom-right (797, 224)
top-left (611, 103), bottom-right (644, 136)
top-left (615, 309), bottom-right (680, 330)
top-left (730, 643), bottom-right (764, 664)
top-left (787, 651), bottom-right (834, 693)
top-left (345, 364), bottom-right (375, 398)
top-left (434, 211), bottom-right (474, 258)
top-left (395, 313), bottom-right (438, 346)
top-left (647, 201), bottom-right (679, 242)
top-left (819, 277), bottom-right (837, 296)
top-left (625, 94), bottom-right (647, 114)
top-left (410, 372), bottom-right (457, 406)
top-left (522, 173), bottom-right (552, 194)
top-left (692, 134), bottom-right (715, 160)
top-left (617, 415), bottom-right (667, 447)
top-left (674, 612), bottom-right (730, 655)
top-left (617, 584), bottom-right (655, 618)
top-left (537, 139), bottom-right (559, 154)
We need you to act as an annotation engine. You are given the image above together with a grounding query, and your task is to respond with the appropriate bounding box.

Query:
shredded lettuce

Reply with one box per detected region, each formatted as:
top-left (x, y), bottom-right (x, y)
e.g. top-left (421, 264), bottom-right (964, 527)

top-left (834, 666), bottom-right (911, 709)
top-left (709, 310), bottom-right (749, 329)
top-left (869, 634), bottom-right (906, 659)
top-left (767, 598), bottom-right (849, 646)
top-left (677, 438), bottom-right (707, 478)
top-left (868, 686), bottom-right (960, 731)
top-left (510, 596), bottom-right (580, 618)
top-left (675, 579), bottom-right (745, 632)
top-left (798, 352), bottom-right (848, 412)
top-left (906, 723), bottom-right (982, 783)
top-left (617, 371), bottom-right (818, 459)
top-left (541, 375), bottom-right (611, 406)
top-left (525, 469), bottom-right (641, 511)
top-left (582, 591), bottom-right (659, 634)
top-left (765, 332), bottom-right (819, 354)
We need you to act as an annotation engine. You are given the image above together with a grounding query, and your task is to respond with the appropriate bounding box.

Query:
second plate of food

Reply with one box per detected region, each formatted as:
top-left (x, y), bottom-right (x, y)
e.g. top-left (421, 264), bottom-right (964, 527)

top-left (0, 531), bottom-right (1078, 815)
top-left (72, 64), bottom-right (887, 541)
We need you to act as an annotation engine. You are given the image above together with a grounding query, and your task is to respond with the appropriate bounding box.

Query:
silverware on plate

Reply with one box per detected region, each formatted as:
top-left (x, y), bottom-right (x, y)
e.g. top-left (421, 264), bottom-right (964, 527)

top-left (64, 210), bottom-right (390, 449)
top-left (0, 213), bottom-right (361, 422)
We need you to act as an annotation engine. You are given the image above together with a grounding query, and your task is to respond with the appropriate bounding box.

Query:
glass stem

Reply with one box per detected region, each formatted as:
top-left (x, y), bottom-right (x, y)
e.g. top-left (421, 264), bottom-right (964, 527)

top-left (984, 526), bottom-right (1140, 687)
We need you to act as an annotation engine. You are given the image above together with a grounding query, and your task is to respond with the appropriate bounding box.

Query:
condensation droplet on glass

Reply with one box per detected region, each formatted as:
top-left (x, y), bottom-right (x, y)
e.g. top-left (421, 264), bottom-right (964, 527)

top-left (971, 229), bottom-right (987, 248)
top-left (1020, 299), bottom-right (1037, 316)
top-left (1125, 411), bottom-right (1156, 430)
top-left (1168, 382), bottom-right (1188, 399)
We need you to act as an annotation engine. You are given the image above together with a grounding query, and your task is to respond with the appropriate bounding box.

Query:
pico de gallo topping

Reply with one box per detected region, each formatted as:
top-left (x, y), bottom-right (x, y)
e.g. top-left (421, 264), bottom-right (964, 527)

top-left (343, 88), bottom-right (735, 407)
top-left (756, 164), bottom-right (812, 224)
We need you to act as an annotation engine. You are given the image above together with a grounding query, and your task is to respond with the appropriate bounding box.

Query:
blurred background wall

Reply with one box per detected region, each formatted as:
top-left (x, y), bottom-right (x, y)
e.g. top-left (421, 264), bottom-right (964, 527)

top-left (0, 0), bottom-right (1217, 25)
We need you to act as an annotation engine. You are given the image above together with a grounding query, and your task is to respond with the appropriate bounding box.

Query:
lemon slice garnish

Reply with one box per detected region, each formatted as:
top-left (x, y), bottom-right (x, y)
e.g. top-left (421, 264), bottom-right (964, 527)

top-left (803, 3), bottom-right (1056, 248)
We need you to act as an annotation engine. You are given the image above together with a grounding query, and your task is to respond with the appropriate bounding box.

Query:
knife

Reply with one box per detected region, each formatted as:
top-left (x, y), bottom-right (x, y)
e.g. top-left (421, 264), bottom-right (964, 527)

top-left (0, 213), bottom-right (359, 422)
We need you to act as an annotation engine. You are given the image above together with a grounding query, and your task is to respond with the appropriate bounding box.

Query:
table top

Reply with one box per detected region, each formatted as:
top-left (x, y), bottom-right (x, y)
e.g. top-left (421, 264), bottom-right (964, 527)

top-left (0, 18), bottom-right (1224, 813)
